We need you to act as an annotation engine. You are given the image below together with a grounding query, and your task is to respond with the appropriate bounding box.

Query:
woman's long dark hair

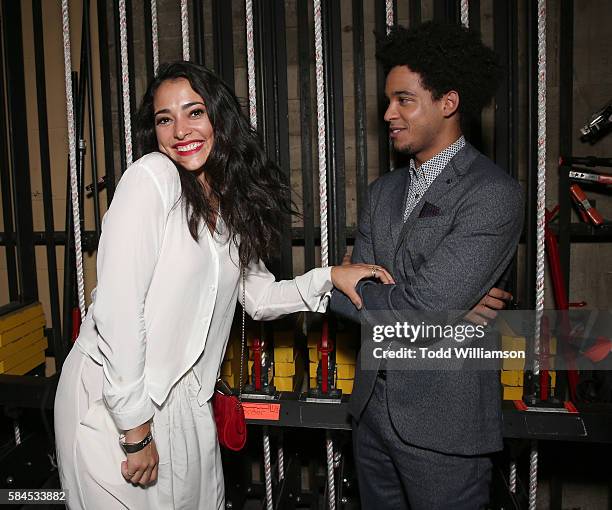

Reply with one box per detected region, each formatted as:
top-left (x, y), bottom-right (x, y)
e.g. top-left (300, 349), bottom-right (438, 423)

top-left (135, 61), bottom-right (294, 267)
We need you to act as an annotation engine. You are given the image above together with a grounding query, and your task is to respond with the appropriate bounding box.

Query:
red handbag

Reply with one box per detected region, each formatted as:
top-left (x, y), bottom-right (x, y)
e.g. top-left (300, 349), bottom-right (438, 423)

top-left (212, 269), bottom-right (247, 451)
top-left (212, 385), bottom-right (246, 451)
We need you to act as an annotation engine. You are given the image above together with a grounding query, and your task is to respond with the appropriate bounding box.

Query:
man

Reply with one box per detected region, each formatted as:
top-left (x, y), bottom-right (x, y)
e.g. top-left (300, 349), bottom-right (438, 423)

top-left (330, 22), bottom-right (524, 509)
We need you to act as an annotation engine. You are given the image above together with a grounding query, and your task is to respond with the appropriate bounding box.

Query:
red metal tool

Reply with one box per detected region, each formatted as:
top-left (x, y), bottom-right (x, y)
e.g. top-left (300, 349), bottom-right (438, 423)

top-left (252, 338), bottom-right (262, 391)
top-left (318, 321), bottom-right (333, 394)
top-left (569, 184), bottom-right (605, 226)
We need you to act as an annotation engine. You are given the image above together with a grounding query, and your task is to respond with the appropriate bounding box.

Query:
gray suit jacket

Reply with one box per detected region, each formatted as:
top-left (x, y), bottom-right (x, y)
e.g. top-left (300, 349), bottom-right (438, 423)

top-left (330, 142), bottom-right (524, 455)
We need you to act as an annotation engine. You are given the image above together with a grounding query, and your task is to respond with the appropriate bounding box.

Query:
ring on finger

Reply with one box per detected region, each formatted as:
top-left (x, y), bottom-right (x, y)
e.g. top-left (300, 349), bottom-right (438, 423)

top-left (370, 266), bottom-right (377, 277)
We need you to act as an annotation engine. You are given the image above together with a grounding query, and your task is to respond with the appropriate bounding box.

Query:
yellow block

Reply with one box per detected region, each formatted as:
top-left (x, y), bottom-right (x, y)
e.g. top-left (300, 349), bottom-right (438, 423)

top-left (274, 346), bottom-right (296, 363)
top-left (0, 315), bottom-right (46, 347)
top-left (310, 377), bottom-right (316, 388)
top-left (0, 337), bottom-right (48, 373)
top-left (308, 360), bottom-right (355, 380)
top-left (275, 362), bottom-right (295, 377)
top-left (337, 364), bottom-right (355, 380)
top-left (503, 386), bottom-right (523, 400)
top-left (500, 370), bottom-right (523, 387)
top-left (0, 329), bottom-right (43, 361)
top-left (308, 345), bottom-right (356, 366)
top-left (0, 303), bottom-right (44, 333)
top-left (274, 376), bottom-right (297, 392)
top-left (336, 379), bottom-right (354, 394)
top-left (502, 356), bottom-right (525, 370)
top-left (4, 349), bottom-right (46, 375)
top-left (309, 361), bottom-right (317, 378)
top-left (275, 359), bottom-right (297, 377)
top-left (308, 348), bottom-right (318, 363)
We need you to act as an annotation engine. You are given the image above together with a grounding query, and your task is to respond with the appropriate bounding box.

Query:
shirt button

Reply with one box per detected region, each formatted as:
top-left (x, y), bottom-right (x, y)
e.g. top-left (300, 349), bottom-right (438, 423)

top-left (210, 285), bottom-right (216, 292)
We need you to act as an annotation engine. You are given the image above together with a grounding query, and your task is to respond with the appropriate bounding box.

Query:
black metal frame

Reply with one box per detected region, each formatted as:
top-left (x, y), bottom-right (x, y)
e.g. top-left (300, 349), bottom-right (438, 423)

top-left (1, 0), bottom-right (38, 303)
top-left (524, 0), bottom-right (539, 312)
top-left (557, 0), bottom-right (574, 295)
top-left (97, 0), bottom-right (117, 204)
top-left (352, 0), bottom-right (368, 218)
top-left (0, 4), bottom-right (18, 303)
top-left (493, 0), bottom-right (519, 296)
top-left (374, 1), bottom-right (391, 176)
top-left (322, 0), bottom-right (346, 266)
top-left (212, 0), bottom-right (234, 90)
top-left (253, 0), bottom-right (293, 278)
top-left (192, 0), bottom-right (205, 66)
top-left (32, 0), bottom-right (62, 365)
top-left (297, 0), bottom-right (316, 272)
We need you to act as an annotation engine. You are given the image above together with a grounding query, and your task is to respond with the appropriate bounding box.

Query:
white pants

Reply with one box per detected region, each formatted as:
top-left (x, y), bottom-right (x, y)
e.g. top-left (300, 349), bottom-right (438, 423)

top-left (54, 347), bottom-right (225, 509)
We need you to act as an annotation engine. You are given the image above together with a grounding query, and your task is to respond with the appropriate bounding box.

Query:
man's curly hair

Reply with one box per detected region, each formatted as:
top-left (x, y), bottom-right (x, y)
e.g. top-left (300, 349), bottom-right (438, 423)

top-left (376, 22), bottom-right (503, 121)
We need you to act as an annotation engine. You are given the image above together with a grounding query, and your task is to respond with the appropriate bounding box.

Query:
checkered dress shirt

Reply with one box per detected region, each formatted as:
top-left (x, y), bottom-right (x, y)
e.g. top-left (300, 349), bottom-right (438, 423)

top-left (403, 136), bottom-right (466, 222)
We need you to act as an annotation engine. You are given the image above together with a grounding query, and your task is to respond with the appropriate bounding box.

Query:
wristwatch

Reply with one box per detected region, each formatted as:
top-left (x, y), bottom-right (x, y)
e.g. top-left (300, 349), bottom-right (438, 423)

top-left (119, 431), bottom-right (153, 454)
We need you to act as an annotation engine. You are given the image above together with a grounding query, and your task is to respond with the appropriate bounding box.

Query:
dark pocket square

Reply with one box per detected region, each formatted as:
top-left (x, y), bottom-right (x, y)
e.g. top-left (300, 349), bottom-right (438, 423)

top-left (418, 202), bottom-right (441, 217)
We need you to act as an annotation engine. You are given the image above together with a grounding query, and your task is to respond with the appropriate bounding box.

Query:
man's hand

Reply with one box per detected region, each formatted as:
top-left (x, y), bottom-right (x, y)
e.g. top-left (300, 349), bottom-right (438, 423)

top-left (331, 263), bottom-right (395, 310)
top-left (465, 287), bottom-right (512, 326)
top-left (121, 421), bottom-right (159, 486)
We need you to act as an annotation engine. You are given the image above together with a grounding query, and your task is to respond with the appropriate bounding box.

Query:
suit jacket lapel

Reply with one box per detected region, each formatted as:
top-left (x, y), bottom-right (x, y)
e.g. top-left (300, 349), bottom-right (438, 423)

top-left (393, 142), bottom-right (479, 257)
top-left (389, 167), bottom-right (410, 248)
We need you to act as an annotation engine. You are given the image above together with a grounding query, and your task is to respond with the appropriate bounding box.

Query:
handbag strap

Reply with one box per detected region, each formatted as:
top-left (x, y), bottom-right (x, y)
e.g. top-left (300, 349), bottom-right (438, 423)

top-left (238, 268), bottom-right (246, 401)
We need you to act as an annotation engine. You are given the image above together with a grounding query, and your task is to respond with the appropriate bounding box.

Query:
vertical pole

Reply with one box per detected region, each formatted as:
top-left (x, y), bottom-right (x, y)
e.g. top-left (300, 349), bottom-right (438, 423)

top-left (32, 0), bottom-right (63, 366)
top-left (2, 0), bottom-right (38, 301)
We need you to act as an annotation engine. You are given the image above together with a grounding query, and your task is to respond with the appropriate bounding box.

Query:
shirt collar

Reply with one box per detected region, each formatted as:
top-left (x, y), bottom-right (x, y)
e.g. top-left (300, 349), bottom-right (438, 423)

top-left (409, 136), bottom-right (466, 184)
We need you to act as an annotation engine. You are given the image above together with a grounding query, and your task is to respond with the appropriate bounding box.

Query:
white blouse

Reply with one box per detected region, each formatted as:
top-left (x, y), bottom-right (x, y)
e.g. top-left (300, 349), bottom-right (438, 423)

top-left (75, 153), bottom-right (332, 431)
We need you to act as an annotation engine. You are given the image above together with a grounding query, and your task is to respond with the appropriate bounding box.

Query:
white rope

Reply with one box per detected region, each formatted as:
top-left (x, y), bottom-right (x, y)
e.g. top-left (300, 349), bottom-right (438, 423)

top-left (118, 0), bottom-right (133, 166)
top-left (180, 0), bottom-right (190, 61)
top-left (151, 0), bottom-right (159, 74)
top-left (245, 0), bottom-right (257, 129)
top-left (385, 0), bottom-right (394, 33)
top-left (277, 444), bottom-right (285, 481)
top-left (14, 422), bottom-right (21, 446)
top-left (243, 5), bottom-right (272, 506)
top-left (509, 460), bottom-right (517, 493)
top-left (314, 0), bottom-right (328, 268)
top-left (533, 0), bottom-right (546, 379)
top-left (326, 432), bottom-right (336, 510)
top-left (461, 0), bottom-right (469, 28)
top-left (61, 0), bottom-right (86, 319)
top-left (313, 5), bottom-right (335, 508)
top-left (529, 1), bottom-right (546, 508)
top-left (263, 427), bottom-right (273, 510)
top-left (529, 440), bottom-right (538, 509)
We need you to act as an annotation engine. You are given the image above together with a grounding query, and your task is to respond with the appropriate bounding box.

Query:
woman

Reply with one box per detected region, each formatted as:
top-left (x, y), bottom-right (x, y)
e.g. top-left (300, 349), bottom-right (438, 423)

top-left (54, 61), bottom-right (394, 509)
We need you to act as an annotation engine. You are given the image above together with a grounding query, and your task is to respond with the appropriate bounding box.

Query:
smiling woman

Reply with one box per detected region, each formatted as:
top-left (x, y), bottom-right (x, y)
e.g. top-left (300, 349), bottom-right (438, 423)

top-left (53, 60), bottom-right (394, 510)
top-left (153, 79), bottom-right (215, 175)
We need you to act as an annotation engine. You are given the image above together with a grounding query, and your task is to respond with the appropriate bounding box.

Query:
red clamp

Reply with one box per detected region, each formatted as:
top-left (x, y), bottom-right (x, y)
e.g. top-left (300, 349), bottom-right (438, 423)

top-left (318, 321), bottom-right (334, 394)
top-left (252, 338), bottom-right (262, 391)
top-left (570, 184), bottom-right (604, 226)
